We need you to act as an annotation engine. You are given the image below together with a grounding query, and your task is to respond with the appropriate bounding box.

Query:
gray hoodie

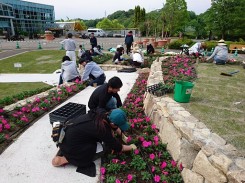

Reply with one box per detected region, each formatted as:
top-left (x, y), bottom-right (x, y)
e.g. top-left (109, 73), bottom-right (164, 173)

top-left (61, 60), bottom-right (79, 82)
top-left (207, 45), bottom-right (228, 61)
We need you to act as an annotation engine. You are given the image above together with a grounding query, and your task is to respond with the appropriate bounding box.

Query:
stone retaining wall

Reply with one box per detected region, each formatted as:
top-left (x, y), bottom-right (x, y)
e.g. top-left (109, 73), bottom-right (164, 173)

top-left (144, 57), bottom-right (245, 183)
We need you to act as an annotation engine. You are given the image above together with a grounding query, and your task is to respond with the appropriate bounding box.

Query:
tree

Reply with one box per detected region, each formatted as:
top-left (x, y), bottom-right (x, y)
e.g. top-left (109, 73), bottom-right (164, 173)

top-left (96, 18), bottom-right (124, 29)
top-left (162, 0), bottom-right (188, 36)
top-left (206, 0), bottom-right (245, 40)
top-left (74, 21), bottom-right (87, 31)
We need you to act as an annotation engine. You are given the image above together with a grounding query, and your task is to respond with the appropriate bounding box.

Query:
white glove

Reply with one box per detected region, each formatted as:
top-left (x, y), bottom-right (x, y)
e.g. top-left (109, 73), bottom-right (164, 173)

top-left (130, 144), bottom-right (137, 150)
top-left (122, 134), bottom-right (128, 143)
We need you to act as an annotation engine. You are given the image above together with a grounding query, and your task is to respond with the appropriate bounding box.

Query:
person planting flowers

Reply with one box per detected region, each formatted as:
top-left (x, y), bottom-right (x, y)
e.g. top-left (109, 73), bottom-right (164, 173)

top-left (52, 108), bottom-right (137, 177)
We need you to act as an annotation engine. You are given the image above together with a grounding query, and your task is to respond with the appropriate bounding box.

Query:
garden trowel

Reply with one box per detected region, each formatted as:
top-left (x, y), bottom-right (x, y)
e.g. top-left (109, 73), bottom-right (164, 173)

top-left (220, 70), bottom-right (239, 77)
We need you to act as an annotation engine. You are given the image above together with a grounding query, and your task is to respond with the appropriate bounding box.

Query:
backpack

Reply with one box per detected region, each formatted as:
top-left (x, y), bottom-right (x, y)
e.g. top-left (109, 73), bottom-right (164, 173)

top-left (51, 114), bottom-right (91, 147)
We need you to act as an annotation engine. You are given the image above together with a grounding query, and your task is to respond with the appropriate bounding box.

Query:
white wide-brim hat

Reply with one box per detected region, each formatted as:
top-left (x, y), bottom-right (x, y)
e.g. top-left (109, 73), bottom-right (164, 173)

top-left (217, 39), bottom-right (227, 46)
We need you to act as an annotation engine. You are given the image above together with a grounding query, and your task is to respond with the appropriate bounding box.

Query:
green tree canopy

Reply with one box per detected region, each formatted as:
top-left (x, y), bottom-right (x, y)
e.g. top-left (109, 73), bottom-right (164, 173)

top-left (96, 18), bottom-right (124, 29)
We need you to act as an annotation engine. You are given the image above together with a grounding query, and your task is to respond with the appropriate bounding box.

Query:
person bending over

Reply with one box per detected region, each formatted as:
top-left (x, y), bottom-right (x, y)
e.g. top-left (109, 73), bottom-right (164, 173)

top-left (88, 76), bottom-right (123, 111)
top-left (59, 56), bottom-right (80, 85)
top-left (79, 57), bottom-right (106, 86)
top-left (52, 109), bottom-right (136, 177)
top-left (188, 42), bottom-right (206, 57)
top-left (206, 39), bottom-right (228, 65)
top-left (113, 46), bottom-right (124, 64)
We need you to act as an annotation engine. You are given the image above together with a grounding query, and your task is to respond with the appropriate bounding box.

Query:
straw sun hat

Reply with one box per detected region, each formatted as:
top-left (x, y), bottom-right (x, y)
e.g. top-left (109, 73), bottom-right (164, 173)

top-left (132, 46), bottom-right (140, 53)
top-left (217, 39), bottom-right (227, 46)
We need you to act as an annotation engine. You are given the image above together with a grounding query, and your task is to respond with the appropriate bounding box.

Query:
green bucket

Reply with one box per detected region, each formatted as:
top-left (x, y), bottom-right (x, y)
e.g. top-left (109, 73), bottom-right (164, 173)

top-left (174, 81), bottom-right (194, 103)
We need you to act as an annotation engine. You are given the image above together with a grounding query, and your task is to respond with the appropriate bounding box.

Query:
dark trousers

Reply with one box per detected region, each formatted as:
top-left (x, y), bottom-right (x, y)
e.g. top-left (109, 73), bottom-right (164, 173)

top-left (59, 75), bottom-right (81, 85)
top-left (126, 43), bottom-right (132, 54)
top-left (88, 73), bottom-right (106, 86)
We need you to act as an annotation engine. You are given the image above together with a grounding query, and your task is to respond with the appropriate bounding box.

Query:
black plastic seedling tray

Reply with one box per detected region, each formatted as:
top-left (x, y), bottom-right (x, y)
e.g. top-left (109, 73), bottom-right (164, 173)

top-left (49, 102), bottom-right (86, 124)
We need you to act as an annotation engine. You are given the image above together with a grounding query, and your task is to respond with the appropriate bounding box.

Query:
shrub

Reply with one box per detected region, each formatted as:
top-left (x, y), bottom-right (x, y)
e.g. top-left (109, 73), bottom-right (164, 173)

top-left (168, 39), bottom-right (194, 49)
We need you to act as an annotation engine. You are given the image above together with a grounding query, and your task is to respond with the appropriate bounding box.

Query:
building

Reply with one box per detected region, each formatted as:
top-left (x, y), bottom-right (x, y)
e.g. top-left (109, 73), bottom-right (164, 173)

top-left (0, 0), bottom-right (54, 36)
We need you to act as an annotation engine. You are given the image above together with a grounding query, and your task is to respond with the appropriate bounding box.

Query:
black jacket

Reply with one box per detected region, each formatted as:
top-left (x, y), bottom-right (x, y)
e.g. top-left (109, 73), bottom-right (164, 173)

top-left (90, 37), bottom-right (97, 47)
top-left (88, 83), bottom-right (122, 111)
top-left (59, 112), bottom-right (122, 168)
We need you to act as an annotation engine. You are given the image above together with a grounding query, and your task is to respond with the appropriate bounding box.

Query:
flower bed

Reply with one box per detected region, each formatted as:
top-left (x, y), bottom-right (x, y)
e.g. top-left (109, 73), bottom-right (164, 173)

top-left (101, 73), bottom-right (183, 183)
top-left (0, 80), bottom-right (86, 153)
top-left (162, 55), bottom-right (197, 92)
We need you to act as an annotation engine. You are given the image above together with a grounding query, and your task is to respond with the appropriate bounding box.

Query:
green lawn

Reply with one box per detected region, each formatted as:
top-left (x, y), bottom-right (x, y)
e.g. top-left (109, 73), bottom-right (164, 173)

top-left (0, 82), bottom-right (51, 99)
top-left (0, 50), bottom-right (65, 73)
top-left (181, 63), bottom-right (245, 154)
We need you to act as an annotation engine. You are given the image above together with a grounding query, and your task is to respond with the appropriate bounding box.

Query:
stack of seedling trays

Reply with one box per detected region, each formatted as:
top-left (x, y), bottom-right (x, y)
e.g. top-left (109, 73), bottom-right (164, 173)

top-left (49, 102), bottom-right (86, 125)
top-left (147, 83), bottom-right (172, 97)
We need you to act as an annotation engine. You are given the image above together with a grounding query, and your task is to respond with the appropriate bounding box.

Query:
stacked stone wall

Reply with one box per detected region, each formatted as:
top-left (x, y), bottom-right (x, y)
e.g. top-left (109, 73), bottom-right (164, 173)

top-left (144, 57), bottom-right (245, 183)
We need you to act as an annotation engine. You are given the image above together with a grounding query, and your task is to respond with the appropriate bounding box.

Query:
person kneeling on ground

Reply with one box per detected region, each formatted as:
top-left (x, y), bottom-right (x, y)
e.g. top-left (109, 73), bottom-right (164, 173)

top-left (129, 46), bottom-right (144, 67)
top-left (59, 56), bottom-right (80, 85)
top-left (79, 56), bottom-right (106, 86)
top-left (93, 45), bottom-right (103, 56)
top-left (88, 76), bottom-right (123, 112)
top-left (147, 43), bottom-right (155, 55)
top-left (113, 45), bottom-right (124, 64)
top-left (52, 109), bottom-right (136, 177)
top-left (188, 42), bottom-right (206, 57)
top-left (206, 39), bottom-right (228, 65)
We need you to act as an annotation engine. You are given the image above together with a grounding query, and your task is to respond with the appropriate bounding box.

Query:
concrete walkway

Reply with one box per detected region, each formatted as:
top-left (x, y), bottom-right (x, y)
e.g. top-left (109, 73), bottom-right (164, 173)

top-left (0, 71), bottom-right (138, 183)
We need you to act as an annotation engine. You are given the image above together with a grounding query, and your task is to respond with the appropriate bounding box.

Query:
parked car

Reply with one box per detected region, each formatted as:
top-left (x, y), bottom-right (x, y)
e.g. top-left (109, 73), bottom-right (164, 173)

top-left (10, 35), bottom-right (25, 41)
top-left (87, 28), bottom-right (106, 37)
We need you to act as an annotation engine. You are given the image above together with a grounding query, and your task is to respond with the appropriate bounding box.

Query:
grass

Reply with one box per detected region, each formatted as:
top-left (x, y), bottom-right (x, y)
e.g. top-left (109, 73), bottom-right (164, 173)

top-left (0, 50), bottom-right (65, 73)
top-left (181, 63), bottom-right (245, 154)
top-left (0, 82), bottom-right (51, 99)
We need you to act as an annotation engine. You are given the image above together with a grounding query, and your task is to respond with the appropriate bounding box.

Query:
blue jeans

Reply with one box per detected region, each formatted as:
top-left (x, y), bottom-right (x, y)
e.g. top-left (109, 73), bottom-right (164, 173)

top-left (106, 97), bottom-right (117, 110)
top-left (214, 56), bottom-right (226, 65)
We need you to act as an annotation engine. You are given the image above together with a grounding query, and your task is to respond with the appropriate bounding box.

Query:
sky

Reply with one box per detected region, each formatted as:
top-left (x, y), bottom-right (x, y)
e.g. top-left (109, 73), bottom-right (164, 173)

top-left (28, 0), bottom-right (212, 20)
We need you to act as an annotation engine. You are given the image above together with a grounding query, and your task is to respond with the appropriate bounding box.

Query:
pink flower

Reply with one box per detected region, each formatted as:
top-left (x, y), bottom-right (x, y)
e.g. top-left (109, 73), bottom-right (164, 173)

top-left (131, 123), bottom-right (135, 128)
top-left (151, 124), bottom-right (156, 129)
top-left (153, 136), bottom-right (159, 142)
top-left (126, 136), bottom-right (132, 143)
top-left (112, 159), bottom-right (119, 163)
top-left (162, 171), bottom-right (169, 175)
top-left (0, 124), bottom-right (3, 132)
top-left (32, 107), bottom-right (40, 112)
top-left (142, 140), bottom-right (152, 148)
top-left (100, 167), bottom-right (106, 175)
top-left (127, 174), bottom-right (133, 181)
top-left (134, 149), bottom-right (139, 155)
top-left (161, 161), bottom-right (167, 169)
top-left (179, 163), bottom-right (183, 171)
top-left (35, 97), bottom-right (41, 103)
top-left (4, 123), bottom-right (10, 129)
top-left (149, 153), bottom-right (155, 160)
top-left (151, 166), bottom-right (155, 172)
top-left (66, 87), bottom-right (72, 93)
top-left (138, 136), bottom-right (144, 142)
top-left (154, 175), bottom-right (160, 182)
top-left (116, 179), bottom-right (121, 183)
top-left (121, 161), bottom-right (126, 165)
top-left (0, 108), bottom-right (4, 113)
top-left (21, 107), bottom-right (28, 112)
top-left (171, 160), bottom-right (177, 167)
top-left (21, 115), bottom-right (29, 123)
top-left (145, 116), bottom-right (151, 122)
top-left (2, 118), bottom-right (7, 124)
top-left (44, 99), bottom-right (49, 104)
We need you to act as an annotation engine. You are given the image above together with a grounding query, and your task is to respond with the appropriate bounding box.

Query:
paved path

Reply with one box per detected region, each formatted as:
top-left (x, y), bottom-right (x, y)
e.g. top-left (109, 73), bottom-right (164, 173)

top-left (0, 71), bottom-right (138, 183)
